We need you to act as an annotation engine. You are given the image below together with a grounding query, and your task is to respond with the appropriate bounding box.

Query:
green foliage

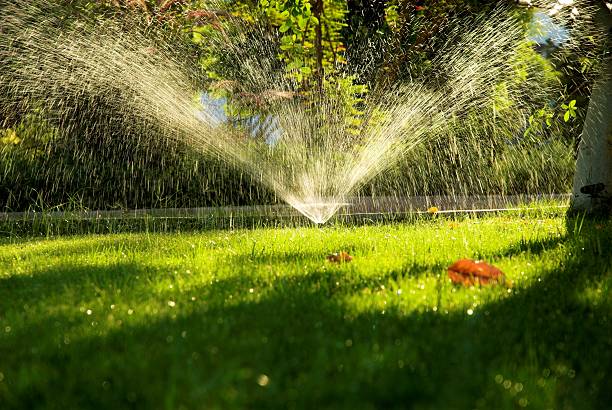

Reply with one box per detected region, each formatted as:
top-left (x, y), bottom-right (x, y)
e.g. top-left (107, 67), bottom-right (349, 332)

top-left (260, 0), bottom-right (347, 82)
top-left (310, 74), bottom-right (369, 139)
top-left (1, 0), bottom-right (606, 211)
top-left (524, 106), bottom-right (554, 138)
top-left (262, 0), bottom-right (317, 81)
top-left (0, 129), bottom-right (21, 146)
top-left (367, 130), bottom-right (575, 199)
top-left (561, 99), bottom-right (577, 122)
top-left (0, 111), bottom-right (277, 212)
top-left (491, 82), bottom-right (514, 117)
top-left (0, 113), bottom-right (57, 158)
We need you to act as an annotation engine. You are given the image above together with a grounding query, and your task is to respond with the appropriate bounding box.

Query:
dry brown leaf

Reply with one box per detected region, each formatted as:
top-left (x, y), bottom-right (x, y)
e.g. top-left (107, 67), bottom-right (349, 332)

top-left (327, 251), bottom-right (353, 263)
top-left (447, 259), bottom-right (509, 287)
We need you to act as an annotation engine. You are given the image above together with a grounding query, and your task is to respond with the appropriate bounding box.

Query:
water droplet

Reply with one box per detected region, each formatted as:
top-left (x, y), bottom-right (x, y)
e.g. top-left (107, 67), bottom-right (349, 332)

top-left (467, 309), bottom-right (474, 315)
top-left (396, 289), bottom-right (402, 295)
top-left (128, 309), bottom-right (134, 315)
top-left (249, 288), bottom-right (254, 293)
top-left (168, 301), bottom-right (176, 307)
top-left (495, 374), bottom-right (503, 384)
top-left (257, 374), bottom-right (269, 387)
top-left (4, 326), bottom-right (11, 333)
top-left (86, 309), bottom-right (92, 315)
top-left (110, 304), bottom-right (115, 309)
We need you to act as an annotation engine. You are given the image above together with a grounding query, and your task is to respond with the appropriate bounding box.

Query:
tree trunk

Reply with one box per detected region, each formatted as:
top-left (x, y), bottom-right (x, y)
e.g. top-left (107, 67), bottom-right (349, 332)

top-left (570, 5), bottom-right (612, 215)
top-left (313, 0), bottom-right (324, 90)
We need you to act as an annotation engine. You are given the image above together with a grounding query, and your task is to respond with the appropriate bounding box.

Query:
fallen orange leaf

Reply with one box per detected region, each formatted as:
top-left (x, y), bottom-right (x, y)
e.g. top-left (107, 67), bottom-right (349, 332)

top-left (427, 206), bottom-right (439, 214)
top-left (327, 251), bottom-right (353, 263)
top-left (447, 259), bottom-right (508, 287)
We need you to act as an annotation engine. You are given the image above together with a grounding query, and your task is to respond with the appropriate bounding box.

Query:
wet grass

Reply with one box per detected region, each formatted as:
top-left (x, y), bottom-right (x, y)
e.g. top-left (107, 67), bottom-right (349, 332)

top-left (0, 214), bottom-right (610, 409)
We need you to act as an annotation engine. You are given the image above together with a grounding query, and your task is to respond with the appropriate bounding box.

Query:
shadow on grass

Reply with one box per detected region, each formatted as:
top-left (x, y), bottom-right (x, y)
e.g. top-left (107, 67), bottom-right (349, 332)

top-left (0, 218), bottom-right (610, 409)
top-left (491, 234), bottom-right (567, 259)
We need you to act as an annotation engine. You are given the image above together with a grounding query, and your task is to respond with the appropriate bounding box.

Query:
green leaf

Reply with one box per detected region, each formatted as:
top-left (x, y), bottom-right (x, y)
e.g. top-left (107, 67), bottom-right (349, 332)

top-left (564, 111), bottom-right (570, 122)
top-left (568, 99), bottom-right (576, 108)
top-left (286, 57), bottom-right (303, 71)
top-left (300, 66), bottom-right (312, 74)
top-left (297, 16), bottom-right (307, 30)
top-left (192, 32), bottom-right (203, 43)
top-left (279, 21), bottom-right (291, 33)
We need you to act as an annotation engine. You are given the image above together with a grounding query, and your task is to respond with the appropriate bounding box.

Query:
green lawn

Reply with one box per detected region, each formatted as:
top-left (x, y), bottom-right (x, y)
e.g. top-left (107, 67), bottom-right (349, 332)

top-left (0, 213), bottom-right (610, 409)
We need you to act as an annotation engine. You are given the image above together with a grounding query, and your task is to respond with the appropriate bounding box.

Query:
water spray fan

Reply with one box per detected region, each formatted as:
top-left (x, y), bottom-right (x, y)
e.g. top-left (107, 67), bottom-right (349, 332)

top-left (0, 0), bottom-right (605, 221)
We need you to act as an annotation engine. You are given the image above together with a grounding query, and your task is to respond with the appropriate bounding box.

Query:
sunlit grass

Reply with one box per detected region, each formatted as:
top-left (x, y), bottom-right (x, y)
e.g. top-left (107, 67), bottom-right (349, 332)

top-left (0, 214), bottom-right (610, 409)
